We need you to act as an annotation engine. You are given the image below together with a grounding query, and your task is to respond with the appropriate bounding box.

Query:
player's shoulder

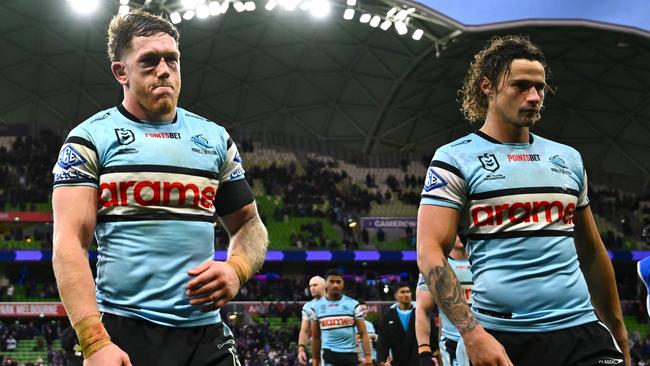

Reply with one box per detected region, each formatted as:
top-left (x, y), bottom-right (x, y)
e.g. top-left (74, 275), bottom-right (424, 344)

top-left (532, 133), bottom-right (583, 162)
top-left (435, 132), bottom-right (478, 154)
top-left (179, 108), bottom-right (225, 130)
top-left (70, 107), bottom-right (118, 134)
top-left (341, 294), bottom-right (359, 305)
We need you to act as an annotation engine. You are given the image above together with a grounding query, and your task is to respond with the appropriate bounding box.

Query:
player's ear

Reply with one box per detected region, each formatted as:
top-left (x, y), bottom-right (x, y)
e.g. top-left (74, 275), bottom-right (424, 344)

top-left (479, 76), bottom-right (493, 96)
top-left (112, 61), bottom-right (128, 85)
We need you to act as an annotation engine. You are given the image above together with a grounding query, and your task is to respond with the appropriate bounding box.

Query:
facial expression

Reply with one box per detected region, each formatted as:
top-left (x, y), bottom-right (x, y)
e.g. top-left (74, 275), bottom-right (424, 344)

top-left (309, 278), bottom-right (325, 297)
top-left (485, 59), bottom-right (546, 128)
top-left (394, 286), bottom-right (412, 305)
top-left (326, 275), bottom-right (344, 297)
top-left (113, 33), bottom-right (181, 119)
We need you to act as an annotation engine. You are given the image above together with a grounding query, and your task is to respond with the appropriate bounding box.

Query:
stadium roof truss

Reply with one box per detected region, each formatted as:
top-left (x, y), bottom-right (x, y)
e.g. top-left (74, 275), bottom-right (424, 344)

top-left (1, 0), bottom-right (650, 191)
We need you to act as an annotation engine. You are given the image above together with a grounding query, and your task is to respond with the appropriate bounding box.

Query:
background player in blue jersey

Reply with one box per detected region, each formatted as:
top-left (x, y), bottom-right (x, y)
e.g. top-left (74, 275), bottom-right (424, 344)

top-left (51, 10), bottom-right (267, 366)
top-left (298, 276), bottom-right (326, 365)
top-left (416, 237), bottom-right (471, 366)
top-left (417, 35), bottom-right (629, 366)
top-left (356, 301), bottom-right (378, 365)
top-left (377, 283), bottom-right (418, 366)
top-left (310, 269), bottom-right (372, 366)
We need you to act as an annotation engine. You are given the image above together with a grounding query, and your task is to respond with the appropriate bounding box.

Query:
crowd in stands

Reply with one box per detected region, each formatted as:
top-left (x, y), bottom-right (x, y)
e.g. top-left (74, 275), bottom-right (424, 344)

top-left (0, 319), bottom-right (68, 366)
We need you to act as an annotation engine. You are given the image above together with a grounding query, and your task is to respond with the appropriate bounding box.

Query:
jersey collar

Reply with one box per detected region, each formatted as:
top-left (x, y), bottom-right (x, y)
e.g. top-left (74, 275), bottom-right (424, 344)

top-left (117, 104), bottom-right (178, 124)
top-left (474, 130), bottom-right (534, 144)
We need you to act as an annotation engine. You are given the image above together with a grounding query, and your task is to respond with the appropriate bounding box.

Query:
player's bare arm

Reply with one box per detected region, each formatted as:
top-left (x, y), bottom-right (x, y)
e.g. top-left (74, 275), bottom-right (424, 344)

top-left (311, 319), bottom-right (322, 366)
top-left (417, 205), bottom-right (512, 366)
top-left (297, 317), bottom-right (311, 365)
top-left (356, 318), bottom-right (373, 366)
top-left (52, 186), bottom-right (131, 365)
top-left (187, 201), bottom-right (268, 312)
top-left (573, 206), bottom-right (631, 366)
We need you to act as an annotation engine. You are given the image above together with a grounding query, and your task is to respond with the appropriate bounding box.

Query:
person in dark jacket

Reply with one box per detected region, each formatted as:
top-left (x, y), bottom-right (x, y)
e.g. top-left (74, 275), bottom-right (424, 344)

top-left (377, 283), bottom-right (435, 366)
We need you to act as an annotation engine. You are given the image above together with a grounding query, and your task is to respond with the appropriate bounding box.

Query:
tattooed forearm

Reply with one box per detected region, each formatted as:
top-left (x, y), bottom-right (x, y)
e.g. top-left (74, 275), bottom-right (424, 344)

top-left (425, 260), bottom-right (479, 334)
top-left (229, 216), bottom-right (268, 273)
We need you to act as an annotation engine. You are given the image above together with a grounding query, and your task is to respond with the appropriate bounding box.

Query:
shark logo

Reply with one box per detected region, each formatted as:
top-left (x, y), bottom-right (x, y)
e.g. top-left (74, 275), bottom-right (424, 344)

top-left (191, 134), bottom-right (214, 149)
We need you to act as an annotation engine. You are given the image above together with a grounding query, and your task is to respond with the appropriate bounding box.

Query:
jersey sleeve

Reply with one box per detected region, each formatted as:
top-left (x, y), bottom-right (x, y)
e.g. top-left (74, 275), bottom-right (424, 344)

top-left (353, 303), bottom-right (364, 320)
top-left (420, 148), bottom-right (466, 209)
top-left (308, 304), bottom-right (318, 321)
top-left (301, 302), bottom-right (313, 321)
top-left (416, 273), bottom-right (429, 291)
top-left (52, 125), bottom-right (100, 189)
top-left (217, 131), bottom-right (245, 183)
top-left (577, 169), bottom-right (589, 209)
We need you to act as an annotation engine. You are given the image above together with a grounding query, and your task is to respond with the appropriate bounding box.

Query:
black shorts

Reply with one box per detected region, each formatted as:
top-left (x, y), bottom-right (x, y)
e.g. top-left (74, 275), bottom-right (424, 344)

top-left (322, 349), bottom-right (358, 366)
top-left (486, 321), bottom-right (623, 366)
top-left (102, 313), bottom-right (240, 366)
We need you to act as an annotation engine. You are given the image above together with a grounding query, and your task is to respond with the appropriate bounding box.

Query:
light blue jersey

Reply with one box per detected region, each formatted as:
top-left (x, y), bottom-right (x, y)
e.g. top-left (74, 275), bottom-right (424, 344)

top-left (310, 295), bottom-right (364, 353)
top-left (302, 298), bottom-right (319, 321)
top-left (420, 131), bottom-right (597, 332)
top-left (52, 105), bottom-right (245, 327)
top-left (356, 320), bottom-right (377, 361)
top-left (417, 258), bottom-right (472, 342)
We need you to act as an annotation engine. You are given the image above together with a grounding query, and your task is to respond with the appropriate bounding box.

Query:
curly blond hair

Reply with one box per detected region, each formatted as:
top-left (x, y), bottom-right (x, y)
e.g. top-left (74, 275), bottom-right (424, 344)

top-left (459, 35), bottom-right (550, 124)
top-left (107, 9), bottom-right (179, 62)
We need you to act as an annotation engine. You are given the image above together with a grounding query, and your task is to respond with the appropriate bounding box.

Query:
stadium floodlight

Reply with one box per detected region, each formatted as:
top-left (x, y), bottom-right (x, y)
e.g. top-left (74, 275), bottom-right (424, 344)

top-left (209, 1), bottom-right (221, 14)
top-left (300, 1), bottom-right (311, 11)
top-left (265, 0), bottom-right (277, 10)
top-left (244, 1), bottom-right (256, 11)
top-left (220, 1), bottom-right (230, 13)
top-left (395, 7), bottom-right (415, 21)
top-left (359, 13), bottom-right (371, 23)
top-left (346, 0), bottom-right (356, 5)
top-left (183, 9), bottom-right (196, 19)
top-left (233, 1), bottom-right (245, 11)
top-left (279, 0), bottom-right (299, 11)
top-left (68, 0), bottom-right (99, 14)
top-left (380, 20), bottom-right (391, 30)
top-left (369, 15), bottom-right (380, 27)
top-left (343, 8), bottom-right (354, 20)
top-left (196, 3), bottom-right (210, 17)
top-left (182, 0), bottom-right (198, 9)
top-left (394, 20), bottom-right (407, 35)
top-left (310, 0), bottom-right (329, 18)
top-left (170, 11), bottom-right (182, 23)
top-left (118, 5), bottom-right (130, 14)
top-left (119, 0), bottom-right (129, 4)
top-left (386, 7), bottom-right (397, 17)
top-left (412, 29), bottom-right (424, 40)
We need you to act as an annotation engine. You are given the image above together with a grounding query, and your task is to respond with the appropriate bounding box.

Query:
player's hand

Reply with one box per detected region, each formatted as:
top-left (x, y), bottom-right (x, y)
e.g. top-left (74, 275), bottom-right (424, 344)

top-left (83, 343), bottom-right (131, 366)
top-left (186, 260), bottom-right (240, 312)
top-left (297, 349), bottom-right (307, 365)
top-left (463, 327), bottom-right (513, 366)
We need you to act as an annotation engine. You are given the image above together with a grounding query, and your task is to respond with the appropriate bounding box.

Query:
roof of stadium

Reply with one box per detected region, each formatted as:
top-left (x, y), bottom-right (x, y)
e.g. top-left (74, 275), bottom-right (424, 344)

top-left (1, 0), bottom-right (650, 191)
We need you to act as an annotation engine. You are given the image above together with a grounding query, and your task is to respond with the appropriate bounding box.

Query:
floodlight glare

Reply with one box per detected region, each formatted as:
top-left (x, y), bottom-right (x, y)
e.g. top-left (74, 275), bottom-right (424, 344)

top-left (343, 8), bottom-right (354, 20)
top-left (369, 15), bottom-right (380, 27)
top-left (380, 20), bottom-right (391, 30)
top-left (245, 1), bottom-right (256, 10)
top-left (395, 21), bottom-right (407, 35)
top-left (220, 1), bottom-right (230, 13)
top-left (170, 11), bottom-right (182, 23)
top-left (233, 1), bottom-right (245, 11)
top-left (182, 10), bottom-right (196, 19)
top-left (412, 29), bottom-right (424, 40)
top-left (196, 4), bottom-right (210, 17)
top-left (265, 0), bottom-right (277, 10)
top-left (359, 13), bottom-right (371, 23)
top-left (279, 0), bottom-right (299, 11)
top-left (386, 7), bottom-right (397, 17)
top-left (119, 0), bottom-right (129, 4)
top-left (310, 0), bottom-right (329, 17)
top-left (68, 0), bottom-right (99, 14)
top-left (300, 1), bottom-right (311, 11)
top-left (346, 0), bottom-right (356, 5)
top-left (118, 5), bottom-right (130, 14)
top-left (182, 0), bottom-right (198, 9)
top-left (209, 1), bottom-right (221, 14)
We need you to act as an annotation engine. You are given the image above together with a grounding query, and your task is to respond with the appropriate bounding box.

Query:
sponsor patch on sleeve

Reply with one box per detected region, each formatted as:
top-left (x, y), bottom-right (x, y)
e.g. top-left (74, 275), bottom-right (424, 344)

top-left (57, 144), bottom-right (87, 170)
top-left (424, 167), bottom-right (448, 192)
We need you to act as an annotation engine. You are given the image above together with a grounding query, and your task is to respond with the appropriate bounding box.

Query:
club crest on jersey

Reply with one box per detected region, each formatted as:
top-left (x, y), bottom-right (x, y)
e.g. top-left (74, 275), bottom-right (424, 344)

top-left (549, 155), bottom-right (568, 169)
top-left (478, 153), bottom-right (500, 172)
top-left (424, 167), bottom-right (448, 192)
top-left (115, 128), bottom-right (135, 145)
top-left (57, 144), bottom-right (87, 170)
top-left (234, 152), bottom-right (242, 163)
top-left (191, 134), bottom-right (214, 149)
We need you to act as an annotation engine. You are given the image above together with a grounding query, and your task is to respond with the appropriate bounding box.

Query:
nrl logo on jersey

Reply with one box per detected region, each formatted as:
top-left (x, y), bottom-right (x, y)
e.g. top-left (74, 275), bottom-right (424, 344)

top-left (57, 144), bottom-right (87, 170)
top-left (478, 153), bottom-right (500, 172)
top-left (115, 128), bottom-right (135, 145)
